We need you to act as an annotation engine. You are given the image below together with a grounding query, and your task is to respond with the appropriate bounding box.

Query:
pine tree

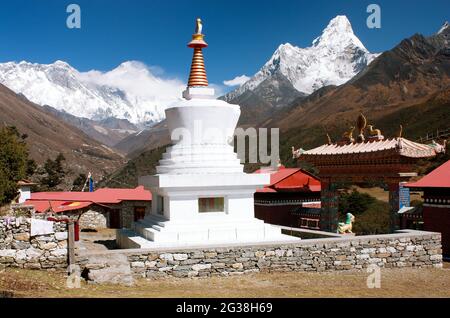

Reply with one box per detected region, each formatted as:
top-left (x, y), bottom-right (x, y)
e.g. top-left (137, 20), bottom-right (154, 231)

top-left (40, 153), bottom-right (66, 190)
top-left (0, 126), bottom-right (32, 204)
top-left (72, 173), bottom-right (87, 191)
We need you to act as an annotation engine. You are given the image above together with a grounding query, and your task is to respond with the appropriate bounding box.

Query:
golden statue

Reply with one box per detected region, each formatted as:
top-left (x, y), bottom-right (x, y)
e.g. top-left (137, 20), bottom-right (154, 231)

top-left (398, 124), bottom-right (403, 138)
top-left (356, 113), bottom-right (367, 142)
top-left (342, 126), bottom-right (355, 143)
top-left (195, 18), bottom-right (203, 34)
top-left (367, 124), bottom-right (384, 140)
top-left (368, 125), bottom-right (381, 136)
top-left (326, 133), bottom-right (332, 145)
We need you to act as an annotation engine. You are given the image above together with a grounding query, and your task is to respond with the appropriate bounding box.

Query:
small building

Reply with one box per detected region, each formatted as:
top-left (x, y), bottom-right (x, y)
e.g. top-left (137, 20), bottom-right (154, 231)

top-left (253, 166), bottom-right (321, 228)
top-left (406, 160), bottom-right (450, 256)
top-left (23, 186), bottom-right (152, 236)
top-left (17, 179), bottom-right (37, 203)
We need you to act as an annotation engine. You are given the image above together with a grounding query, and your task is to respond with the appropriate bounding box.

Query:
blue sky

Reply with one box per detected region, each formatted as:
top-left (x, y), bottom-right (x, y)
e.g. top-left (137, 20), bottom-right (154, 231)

top-left (0, 0), bottom-right (448, 90)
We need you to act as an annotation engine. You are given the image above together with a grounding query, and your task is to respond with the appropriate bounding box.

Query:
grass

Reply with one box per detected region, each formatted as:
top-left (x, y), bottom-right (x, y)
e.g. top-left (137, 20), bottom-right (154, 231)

top-left (0, 265), bottom-right (449, 298)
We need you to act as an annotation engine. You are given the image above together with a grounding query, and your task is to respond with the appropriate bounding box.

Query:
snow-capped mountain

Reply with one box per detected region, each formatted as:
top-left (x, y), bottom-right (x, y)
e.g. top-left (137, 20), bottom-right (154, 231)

top-left (224, 15), bottom-right (379, 102)
top-left (0, 60), bottom-right (184, 125)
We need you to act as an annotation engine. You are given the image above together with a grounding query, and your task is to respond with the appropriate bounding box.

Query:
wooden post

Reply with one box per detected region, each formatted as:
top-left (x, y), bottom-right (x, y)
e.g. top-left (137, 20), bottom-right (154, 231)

top-left (68, 222), bottom-right (75, 267)
top-left (320, 179), bottom-right (339, 233)
top-left (388, 182), bottom-right (400, 233)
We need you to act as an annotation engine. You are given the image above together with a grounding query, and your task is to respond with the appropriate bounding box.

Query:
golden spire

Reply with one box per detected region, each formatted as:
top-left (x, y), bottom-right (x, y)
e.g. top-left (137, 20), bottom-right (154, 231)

top-left (187, 18), bottom-right (208, 87)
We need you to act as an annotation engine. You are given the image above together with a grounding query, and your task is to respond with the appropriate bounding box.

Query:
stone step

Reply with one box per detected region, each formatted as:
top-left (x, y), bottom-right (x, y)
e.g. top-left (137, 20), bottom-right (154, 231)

top-left (163, 152), bottom-right (237, 159)
top-left (156, 166), bottom-right (243, 174)
top-left (158, 157), bottom-right (241, 166)
top-left (83, 252), bottom-right (134, 286)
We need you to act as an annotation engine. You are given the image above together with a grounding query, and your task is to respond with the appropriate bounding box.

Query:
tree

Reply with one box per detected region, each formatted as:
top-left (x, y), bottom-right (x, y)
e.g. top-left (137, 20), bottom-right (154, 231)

top-left (339, 189), bottom-right (390, 235)
top-left (339, 189), bottom-right (375, 217)
top-left (72, 173), bottom-right (87, 191)
top-left (40, 153), bottom-right (66, 190)
top-left (0, 126), bottom-right (32, 204)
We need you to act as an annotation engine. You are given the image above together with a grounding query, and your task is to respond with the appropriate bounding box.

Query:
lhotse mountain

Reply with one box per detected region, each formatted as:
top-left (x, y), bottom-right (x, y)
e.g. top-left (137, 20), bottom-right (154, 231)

top-left (0, 60), bottom-right (184, 126)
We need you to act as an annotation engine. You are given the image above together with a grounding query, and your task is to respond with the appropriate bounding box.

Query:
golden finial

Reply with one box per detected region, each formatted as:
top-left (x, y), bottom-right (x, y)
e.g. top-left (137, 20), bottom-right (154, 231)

top-left (398, 125), bottom-right (403, 138)
top-left (187, 18), bottom-right (208, 87)
top-left (326, 133), bottom-right (332, 145)
top-left (195, 18), bottom-right (203, 34)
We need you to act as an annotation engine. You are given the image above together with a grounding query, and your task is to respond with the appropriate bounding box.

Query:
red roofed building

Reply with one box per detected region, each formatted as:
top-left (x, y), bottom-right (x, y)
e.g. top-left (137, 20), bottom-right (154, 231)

top-left (253, 166), bottom-right (321, 229)
top-left (24, 186), bottom-right (152, 236)
top-left (406, 160), bottom-right (450, 256)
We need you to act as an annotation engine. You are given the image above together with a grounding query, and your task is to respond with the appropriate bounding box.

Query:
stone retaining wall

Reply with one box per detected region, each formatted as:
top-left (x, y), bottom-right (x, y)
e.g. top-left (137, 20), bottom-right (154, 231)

top-left (78, 230), bottom-right (442, 280)
top-left (0, 217), bottom-right (68, 270)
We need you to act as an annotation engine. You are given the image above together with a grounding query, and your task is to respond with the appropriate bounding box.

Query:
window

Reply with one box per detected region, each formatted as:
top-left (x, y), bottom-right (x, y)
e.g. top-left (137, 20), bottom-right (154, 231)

top-left (198, 197), bottom-right (224, 213)
top-left (134, 207), bottom-right (146, 221)
top-left (157, 196), bottom-right (164, 215)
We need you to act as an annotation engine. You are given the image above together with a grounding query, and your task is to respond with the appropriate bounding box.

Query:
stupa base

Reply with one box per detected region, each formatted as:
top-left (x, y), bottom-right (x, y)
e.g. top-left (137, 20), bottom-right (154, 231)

top-left (116, 214), bottom-right (299, 249)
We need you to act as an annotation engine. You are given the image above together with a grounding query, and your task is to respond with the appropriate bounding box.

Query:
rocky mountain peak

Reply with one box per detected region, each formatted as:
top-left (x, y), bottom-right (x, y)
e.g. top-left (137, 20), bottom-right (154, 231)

top-left (224, 15), bottom-right (377, 102)
top-left (438, 21), bottom-right (449, 34)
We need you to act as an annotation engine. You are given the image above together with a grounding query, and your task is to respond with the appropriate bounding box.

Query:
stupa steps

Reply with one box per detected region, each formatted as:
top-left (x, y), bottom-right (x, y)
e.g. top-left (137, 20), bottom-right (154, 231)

top-left (162, 152), bottom-right (239, 161)
top-left (156, 166), bottom-right (243, 174)
top-left (121, 219), bottom-right (284, 247)
top-left (135, 215), bottom-right (268, 231)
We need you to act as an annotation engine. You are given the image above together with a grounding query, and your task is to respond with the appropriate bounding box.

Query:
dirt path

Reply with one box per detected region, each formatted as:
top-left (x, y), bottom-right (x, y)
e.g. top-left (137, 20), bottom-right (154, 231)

top-left (1, 265), bottom-right (449, 298)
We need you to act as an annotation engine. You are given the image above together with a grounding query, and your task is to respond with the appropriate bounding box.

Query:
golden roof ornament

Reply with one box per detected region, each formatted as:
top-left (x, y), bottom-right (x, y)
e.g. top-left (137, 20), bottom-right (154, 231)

top-left (342, 126), bottom-right (355, 144)
top-left (368, 124), bottom-right (384, 140)
top-left (356, 113), bottom-right (367, 143)
top-left (187, 18), bottom-right (208, 87)
top-left (326, 133), bottom-right (332, 145)
top-left (398, 125), bottom-right (403, 138)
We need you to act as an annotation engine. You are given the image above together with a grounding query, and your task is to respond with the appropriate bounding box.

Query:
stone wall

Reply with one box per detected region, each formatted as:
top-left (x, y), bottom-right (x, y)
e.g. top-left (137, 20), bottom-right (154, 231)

top-left (121, 201), bottom-right (152, 228)
top-left (78, 230), bottom-right (442, 280)
top-left (0, 217), bottom-right (68, 270)
top-left (79, 209), bottom-right (108, 230)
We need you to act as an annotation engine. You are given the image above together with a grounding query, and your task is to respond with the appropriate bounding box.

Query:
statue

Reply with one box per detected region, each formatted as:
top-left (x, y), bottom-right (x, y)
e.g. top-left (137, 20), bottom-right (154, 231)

top-left (367, 125), bottom-right (384, 140)
top-left (342, 126), bottom-right (355, 143)
top-left (338, 213), bottom-right (355, 234)
top-left (195, 18), bottom-right (203, 34)
top-left (356, 113), bottom-right (367, 143)
top-left (398, 124), bottom-right (403, 138)
top-left (291, 146), bottom-right (305, 159)
top-left (326, 133), bottom-right (333, 145)
top-left (429, 139), bottom-right (447, 154)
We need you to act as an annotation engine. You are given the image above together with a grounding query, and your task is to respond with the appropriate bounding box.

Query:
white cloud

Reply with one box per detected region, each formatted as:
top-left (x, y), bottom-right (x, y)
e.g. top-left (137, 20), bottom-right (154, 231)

top-left (77, 61), bottom-right (185, 102)
top-left (223, 75), bottom-right (250, 87)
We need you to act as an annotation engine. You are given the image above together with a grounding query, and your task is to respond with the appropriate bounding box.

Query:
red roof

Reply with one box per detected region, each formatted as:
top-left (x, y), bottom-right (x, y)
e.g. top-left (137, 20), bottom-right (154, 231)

top-left (30, 186), bottom-right (151, 204)
top-left (25, 186), bottom-right (151, 213)
top-left (406, 160), bottom-right (450, 189)
top-left (23, 200), bottom-right (93, 213)
top-left (254, 166), bottom-right (321, 193)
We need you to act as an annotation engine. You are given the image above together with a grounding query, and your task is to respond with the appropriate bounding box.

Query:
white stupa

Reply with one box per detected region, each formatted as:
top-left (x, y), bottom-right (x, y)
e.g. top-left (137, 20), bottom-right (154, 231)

top-left (117, 18), bottom-right (298, 248)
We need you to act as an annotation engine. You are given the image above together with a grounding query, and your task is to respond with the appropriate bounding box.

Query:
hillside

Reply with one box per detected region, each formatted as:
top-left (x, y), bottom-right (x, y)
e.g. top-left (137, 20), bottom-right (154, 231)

top-left (42, 105), bottom-right (138, 148)
top-left (113, 120), bottom-right (170, 158)
top-left (0, 83), bottom-right (125, 186)
top-left (269, 26), bottom-right (450, 133)
top-left (100, 146), bottom-right (167, 188)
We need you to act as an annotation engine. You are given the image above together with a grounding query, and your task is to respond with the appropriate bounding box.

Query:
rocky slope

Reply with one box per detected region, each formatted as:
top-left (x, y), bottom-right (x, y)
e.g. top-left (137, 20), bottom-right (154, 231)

top-left (0, 83), bottom-right (125, 186)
